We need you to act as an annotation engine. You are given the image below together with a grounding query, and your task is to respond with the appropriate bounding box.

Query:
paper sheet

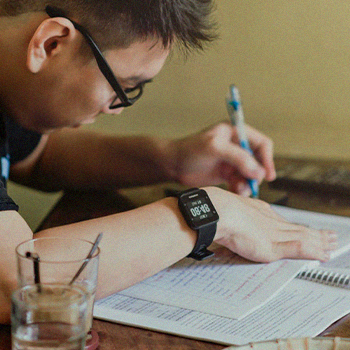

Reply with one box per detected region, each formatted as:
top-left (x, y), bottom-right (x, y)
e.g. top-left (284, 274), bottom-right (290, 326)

top-left (120, 249), bottom-right (305, 319)
top-left (94, 279), bottom-right (350, 345)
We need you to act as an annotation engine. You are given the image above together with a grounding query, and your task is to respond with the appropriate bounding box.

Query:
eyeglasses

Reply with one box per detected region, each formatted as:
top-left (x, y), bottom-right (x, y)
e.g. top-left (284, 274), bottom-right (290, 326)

top-left (45, 5), bottom-right (150, 109)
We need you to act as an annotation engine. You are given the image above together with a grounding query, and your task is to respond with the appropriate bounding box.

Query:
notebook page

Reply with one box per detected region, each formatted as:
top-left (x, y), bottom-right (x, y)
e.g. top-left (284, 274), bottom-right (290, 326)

top-left (94, 278), bottom-right (350, 346)
top-left (120, 249), bottom-right (306, 319)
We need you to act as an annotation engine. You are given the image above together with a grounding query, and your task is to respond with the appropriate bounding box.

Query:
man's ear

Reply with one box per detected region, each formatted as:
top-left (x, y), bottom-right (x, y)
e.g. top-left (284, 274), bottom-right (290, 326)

top-left (27, 17), bottom-right (77, 73)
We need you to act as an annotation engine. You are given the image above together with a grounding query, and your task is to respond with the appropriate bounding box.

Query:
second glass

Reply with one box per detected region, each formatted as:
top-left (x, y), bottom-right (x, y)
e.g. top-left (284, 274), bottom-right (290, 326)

top-left (16, 237), bottom-right (100, 334)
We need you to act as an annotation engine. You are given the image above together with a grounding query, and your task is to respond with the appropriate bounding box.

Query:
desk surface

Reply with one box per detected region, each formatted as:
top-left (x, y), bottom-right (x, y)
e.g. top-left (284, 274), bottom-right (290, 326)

top-left (5, 157), bottom-right (350, 349)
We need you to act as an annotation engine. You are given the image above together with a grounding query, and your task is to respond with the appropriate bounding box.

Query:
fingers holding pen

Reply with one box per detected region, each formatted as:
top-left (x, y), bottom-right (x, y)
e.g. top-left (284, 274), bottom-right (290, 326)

top-left (246, 129), bottom-right (276, 181)
top-left (219, 145), bottom-right (266, 188)
top-left (217, 124), bottom-right (276, 194)
top-left (244, 124), bottom-right (276, 182)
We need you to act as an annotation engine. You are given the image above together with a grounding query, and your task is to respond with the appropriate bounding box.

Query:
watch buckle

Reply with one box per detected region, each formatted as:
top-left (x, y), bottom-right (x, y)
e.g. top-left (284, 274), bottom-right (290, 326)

top-left (187, 248), bottom-right (214, 261)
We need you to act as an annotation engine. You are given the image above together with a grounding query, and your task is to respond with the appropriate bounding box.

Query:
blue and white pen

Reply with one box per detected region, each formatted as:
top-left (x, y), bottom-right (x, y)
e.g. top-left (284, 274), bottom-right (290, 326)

top-left (226, 84), bottom-right (259, 198)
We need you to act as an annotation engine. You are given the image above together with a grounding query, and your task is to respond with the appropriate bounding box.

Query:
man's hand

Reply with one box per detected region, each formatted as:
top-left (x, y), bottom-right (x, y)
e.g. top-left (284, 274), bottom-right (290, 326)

top-left (207, 186), bottom-right (338, 263)
top-left (172, 122), bottom-right (276, 196)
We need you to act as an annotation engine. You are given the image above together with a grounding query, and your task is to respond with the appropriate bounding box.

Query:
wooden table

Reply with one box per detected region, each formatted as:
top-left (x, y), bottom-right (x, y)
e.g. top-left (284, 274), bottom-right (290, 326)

top-left (4, 156), bottom-right (350, 349)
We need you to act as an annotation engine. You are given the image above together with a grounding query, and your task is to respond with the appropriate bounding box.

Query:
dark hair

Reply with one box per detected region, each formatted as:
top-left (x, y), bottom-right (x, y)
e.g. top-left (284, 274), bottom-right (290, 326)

top-left (0, 0), bottom-right (217, 51)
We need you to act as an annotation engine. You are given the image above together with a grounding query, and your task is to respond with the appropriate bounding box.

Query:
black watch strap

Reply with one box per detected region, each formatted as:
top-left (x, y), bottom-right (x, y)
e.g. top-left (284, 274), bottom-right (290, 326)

top-left (187, 223), bottom-right (216, 260)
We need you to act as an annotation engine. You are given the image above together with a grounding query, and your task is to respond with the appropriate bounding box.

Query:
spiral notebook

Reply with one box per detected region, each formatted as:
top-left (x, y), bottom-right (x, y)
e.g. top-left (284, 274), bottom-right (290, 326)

top-left (297, 268), bottom-right (350, 288)
top-left (297, 249), bottom-right (350, 289)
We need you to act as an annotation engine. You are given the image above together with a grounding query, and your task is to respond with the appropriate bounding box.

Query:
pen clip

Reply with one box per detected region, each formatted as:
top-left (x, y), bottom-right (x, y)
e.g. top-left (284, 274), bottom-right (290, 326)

top-left (225, 97), bottom-right (236, 126)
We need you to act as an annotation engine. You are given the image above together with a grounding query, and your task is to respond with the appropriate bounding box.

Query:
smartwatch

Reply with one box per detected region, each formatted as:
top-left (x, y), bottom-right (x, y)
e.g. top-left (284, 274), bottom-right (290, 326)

top-left (173, 188), bottom-right (219, 260)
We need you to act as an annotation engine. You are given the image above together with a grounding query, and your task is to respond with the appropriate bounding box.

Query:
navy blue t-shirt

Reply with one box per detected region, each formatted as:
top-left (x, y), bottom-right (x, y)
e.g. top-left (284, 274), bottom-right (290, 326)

top-left (0, 112), bottom-right (42, 211)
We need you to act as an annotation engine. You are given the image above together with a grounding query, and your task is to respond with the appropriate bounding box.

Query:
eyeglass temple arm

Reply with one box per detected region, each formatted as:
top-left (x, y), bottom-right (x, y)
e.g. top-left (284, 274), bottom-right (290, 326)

top-left (73, 25), bottom-right (130, 105)
top-left (45, 5), bottom-right (130, 106)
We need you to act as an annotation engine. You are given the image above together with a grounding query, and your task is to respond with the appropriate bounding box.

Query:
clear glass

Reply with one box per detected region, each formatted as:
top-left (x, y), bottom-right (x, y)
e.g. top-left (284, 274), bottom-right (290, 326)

top-left (11, 284), bottom-right (87, 350)
top-left (16, 238), bottom-right (100, 334)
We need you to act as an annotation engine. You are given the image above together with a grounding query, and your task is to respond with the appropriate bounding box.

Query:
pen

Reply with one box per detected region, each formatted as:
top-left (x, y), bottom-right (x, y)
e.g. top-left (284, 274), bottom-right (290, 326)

top-left (226, 84), bottom-right (259, 198)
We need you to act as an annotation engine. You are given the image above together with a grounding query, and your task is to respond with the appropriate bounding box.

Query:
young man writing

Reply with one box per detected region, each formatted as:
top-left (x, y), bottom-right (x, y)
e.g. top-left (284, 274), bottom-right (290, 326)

top-left (0, 0), bottom-right (336, 323)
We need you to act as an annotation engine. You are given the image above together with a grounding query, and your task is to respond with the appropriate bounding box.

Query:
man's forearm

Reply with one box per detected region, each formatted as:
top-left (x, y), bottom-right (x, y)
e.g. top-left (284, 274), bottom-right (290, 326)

top-left (35, 195), bottom-right (197, 299)
top-left (12, 129), bottom-right (177, 192)
top-left (0, 196), bottom-right (195, 323)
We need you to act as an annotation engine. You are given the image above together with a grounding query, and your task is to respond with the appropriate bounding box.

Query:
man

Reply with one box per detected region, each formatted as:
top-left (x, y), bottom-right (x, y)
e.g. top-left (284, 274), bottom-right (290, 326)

top-left (0, 0), bottom-right (336, 323)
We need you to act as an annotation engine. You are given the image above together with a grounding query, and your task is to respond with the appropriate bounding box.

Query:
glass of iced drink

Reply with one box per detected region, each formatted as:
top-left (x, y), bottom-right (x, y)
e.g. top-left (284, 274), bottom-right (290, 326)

top-left (11, 284), bottom-right (87, 350)
top-left (16, 237), bottom-right (100, 348)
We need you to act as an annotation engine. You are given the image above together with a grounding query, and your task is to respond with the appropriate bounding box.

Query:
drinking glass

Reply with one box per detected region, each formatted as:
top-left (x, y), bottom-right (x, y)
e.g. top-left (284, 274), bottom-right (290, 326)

top-left (16, 237), bottom-right (100, 349)
top-left (11, 284), bottom-right (87, 350)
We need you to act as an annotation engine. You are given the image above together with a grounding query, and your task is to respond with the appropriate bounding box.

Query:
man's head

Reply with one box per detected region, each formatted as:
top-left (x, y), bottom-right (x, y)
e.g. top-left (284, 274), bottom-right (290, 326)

top-left (1, 0), bottom-right (217, 51)
top-left (0, 0), bottom-right (217, 132)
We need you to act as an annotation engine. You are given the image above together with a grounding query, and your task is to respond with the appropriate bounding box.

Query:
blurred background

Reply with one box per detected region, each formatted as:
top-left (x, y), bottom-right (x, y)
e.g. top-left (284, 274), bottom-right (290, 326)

top-left (11, 0), bottom-right (350, 230)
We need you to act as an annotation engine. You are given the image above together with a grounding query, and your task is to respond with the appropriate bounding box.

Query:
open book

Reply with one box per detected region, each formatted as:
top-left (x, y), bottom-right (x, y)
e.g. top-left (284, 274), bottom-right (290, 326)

top-left (94, 205), bottom-right (350, 345)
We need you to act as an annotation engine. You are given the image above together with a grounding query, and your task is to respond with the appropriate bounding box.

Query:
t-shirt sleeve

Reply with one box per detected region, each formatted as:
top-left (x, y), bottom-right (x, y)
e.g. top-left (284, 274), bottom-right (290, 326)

top-left (0, 180), bottom-right (19, 211)
top-left (6, 116), bottom-right (42, 164)
top-left (0, 115), bottom-right (41, 211)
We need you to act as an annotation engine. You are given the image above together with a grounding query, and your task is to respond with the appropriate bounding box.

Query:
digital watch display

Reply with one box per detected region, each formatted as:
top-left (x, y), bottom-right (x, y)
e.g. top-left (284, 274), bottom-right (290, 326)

top-left (174, 188), bottom-right (219, 260)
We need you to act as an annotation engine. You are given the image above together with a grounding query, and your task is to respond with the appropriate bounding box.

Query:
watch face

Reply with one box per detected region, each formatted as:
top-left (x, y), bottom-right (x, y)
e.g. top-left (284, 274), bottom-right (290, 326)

top-left (179, 190), bottom-right (219, 230)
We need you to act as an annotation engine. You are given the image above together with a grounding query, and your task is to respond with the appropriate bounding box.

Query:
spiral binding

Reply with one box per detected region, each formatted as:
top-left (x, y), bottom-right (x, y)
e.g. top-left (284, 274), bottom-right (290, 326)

top-left (297, 269), bottom-right (350, 288)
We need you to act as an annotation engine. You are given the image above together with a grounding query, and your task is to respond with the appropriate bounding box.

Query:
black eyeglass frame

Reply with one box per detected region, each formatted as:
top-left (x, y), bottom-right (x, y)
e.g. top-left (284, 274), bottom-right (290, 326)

top-left (45, 5), bottom-right (148, 109)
